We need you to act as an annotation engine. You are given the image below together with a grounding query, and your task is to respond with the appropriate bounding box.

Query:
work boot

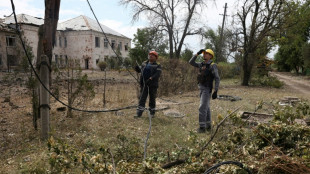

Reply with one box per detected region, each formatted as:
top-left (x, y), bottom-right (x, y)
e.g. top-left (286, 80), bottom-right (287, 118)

top-left (206, 124), bottom-right (212, 132)
top-left (134, 111), bottom-right (143, 118)
top-left (197, 127), bottom-right (206, 133)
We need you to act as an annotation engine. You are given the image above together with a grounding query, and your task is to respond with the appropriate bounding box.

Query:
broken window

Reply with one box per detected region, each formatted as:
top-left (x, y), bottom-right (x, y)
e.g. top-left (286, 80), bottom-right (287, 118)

top-left (6, 36), bottom-right (16, 47)
top-left (118, 42), bottom-right (122, 50)
top-left (59, 37), bottom-right (62, 47)
top-left (64, 37), bottom-right (67, 47)
top-left (104, 38), bottom-right (108, 48)
top-left (95, 37), bottom-right (100, 47)
top-left (125, 43), bottom-right (129, 51)
top-left (111, 40), bottom-right (115, 50)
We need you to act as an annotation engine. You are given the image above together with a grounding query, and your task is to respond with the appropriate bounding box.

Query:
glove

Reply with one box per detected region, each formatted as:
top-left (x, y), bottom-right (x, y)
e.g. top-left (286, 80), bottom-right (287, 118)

top-left (134, 65), bottom-right (141, 73)
top-left (196, 49), bottom-right (205, 55)
top-left (212, 91), bottom-right (217, 100)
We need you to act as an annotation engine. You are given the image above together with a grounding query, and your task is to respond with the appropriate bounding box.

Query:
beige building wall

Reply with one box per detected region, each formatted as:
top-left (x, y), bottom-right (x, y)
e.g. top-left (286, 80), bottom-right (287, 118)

top-left (53, 30), bottom-right (131, 69)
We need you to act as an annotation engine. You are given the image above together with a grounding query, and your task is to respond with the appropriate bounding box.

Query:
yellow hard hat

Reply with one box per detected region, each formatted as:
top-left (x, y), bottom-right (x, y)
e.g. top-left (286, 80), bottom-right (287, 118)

top-left (203, 49), bottom-right (214, 58)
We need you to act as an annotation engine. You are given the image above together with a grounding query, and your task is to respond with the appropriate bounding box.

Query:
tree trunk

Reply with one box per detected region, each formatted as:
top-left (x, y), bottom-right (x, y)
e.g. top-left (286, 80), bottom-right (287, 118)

top-left (242, 52), bottom-right (254, 86)
top-left (168, 30), bottom-right (174, 59)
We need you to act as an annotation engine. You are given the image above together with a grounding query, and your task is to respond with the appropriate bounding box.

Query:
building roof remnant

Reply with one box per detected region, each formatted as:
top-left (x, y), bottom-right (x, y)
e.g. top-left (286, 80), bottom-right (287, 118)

top-left (57, 15), bottom-right (129, 39)
top-left (5, 14), bottom-right (44, 26)
top-left (4, 14), bottom-right (130, 39)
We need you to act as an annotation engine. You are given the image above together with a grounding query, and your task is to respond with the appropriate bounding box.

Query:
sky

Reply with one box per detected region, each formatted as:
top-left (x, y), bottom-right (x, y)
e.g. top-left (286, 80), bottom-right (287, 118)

top-left (0, 0), bottom-right (277, 58)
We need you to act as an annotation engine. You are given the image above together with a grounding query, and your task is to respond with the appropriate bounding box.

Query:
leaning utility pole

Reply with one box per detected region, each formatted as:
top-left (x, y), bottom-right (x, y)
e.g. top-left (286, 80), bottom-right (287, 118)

top-left (40, 0), bottom-right (61, 140)
top-left (218, 3), bottom-right (228, 63)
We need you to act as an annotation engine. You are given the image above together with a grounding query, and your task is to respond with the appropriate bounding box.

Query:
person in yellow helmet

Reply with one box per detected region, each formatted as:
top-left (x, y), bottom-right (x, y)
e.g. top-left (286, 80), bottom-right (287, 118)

top-left (189, 48), bottom-right (220, 133)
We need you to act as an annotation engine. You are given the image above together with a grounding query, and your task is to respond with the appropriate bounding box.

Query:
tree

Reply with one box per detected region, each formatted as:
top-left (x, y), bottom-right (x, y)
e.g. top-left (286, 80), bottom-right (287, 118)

top-left (275, 1), bottom-right (310, 74)
top-left (180, 48), bottom-right (193, 61)
top-left (129, 27), bottom-right (167, 65)
top-left (120, 0), bottom-right (206, 59)
top-left (235, 0), bottom-right (285, 86)
top-left (204, 27), bottom-right (234, 62)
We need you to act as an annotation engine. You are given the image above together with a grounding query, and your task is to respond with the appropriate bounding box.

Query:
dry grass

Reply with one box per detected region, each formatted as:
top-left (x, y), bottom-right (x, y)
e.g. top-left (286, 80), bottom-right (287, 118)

top-left (0, 70), bottom-right (309, 173)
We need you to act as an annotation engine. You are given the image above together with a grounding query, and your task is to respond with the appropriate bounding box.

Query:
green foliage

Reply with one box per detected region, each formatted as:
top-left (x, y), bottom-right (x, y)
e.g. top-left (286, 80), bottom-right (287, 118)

top-left (255, 123), bottom-right (310, 151)
top-left (97, 61), bottom-right (107, 71)
top-left (302, 42), bottom-right (310, 74)
top-left (47, 135), bottom-right (145, 173)
top-left (105, 56), bottom-right (123, 70)
top-left (180, 48), bottom-right (193, 62)
top-left (204, 27), bottom-right (234, 63)
top-left (275, 1), bottom-right (310, 73)
top-left (19, 44), bottom-right (34, 72)
top-left (129, 27), bottom-right (167, 66)
top-left (217, 62), bottom-right (240, 79)
top-left (273, 101), bottom-right (310, 124)
top-left (250, 75), bottom-right (284, 88)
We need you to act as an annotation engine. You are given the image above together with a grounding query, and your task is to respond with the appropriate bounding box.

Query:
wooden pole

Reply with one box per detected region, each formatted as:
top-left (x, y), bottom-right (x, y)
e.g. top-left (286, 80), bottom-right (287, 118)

top-left (219, 3), bottom-right (228, 63)
top-left (39, 0), bottom-right (60, 139)
top-left (40, 55), bottom-right (50, 139)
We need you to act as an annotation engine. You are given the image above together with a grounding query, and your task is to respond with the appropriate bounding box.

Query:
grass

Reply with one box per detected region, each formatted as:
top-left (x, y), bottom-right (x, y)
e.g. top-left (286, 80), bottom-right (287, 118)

top-left (0, 70), bottom-right (309, 173)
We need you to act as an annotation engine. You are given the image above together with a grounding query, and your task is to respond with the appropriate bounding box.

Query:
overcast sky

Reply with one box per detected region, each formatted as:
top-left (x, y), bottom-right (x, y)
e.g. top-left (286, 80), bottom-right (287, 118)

top-left (0, 0), bottom-right (277, 58)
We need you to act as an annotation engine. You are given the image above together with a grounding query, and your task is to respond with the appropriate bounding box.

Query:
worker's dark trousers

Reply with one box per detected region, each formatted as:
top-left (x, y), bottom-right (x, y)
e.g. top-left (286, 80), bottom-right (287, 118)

top-left (137, 85), bottom-right (157, 116)
top-left (198, 84), bottom-right (212, 128)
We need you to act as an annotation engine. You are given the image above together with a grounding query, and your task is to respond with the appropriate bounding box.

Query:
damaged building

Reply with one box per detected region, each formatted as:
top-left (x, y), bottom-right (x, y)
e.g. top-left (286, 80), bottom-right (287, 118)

top-left (0, 14), bottom-right (131, 71)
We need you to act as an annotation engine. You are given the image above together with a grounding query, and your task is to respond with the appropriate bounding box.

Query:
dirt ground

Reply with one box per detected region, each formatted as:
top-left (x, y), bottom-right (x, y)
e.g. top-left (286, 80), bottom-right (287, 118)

top-left (0, 70), bottom-right (309, 173)
top-left (270, 71), bottom-right (310, 98)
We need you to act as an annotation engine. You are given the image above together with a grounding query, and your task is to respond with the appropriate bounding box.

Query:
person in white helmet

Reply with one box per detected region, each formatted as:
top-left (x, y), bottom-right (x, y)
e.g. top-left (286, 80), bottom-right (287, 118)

top-left (189, 49), bottom-right (220, 133)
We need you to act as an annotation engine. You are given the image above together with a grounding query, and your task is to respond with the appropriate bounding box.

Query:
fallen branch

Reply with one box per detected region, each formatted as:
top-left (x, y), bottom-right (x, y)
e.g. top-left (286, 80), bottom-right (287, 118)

top-left (161, 107), bottom-right (241, 169)
top-left (204, 161), bottom-right (252, 174)
top-left (195, 106), bottom-right (241, 157)
top-left (161, 159), bottom-right (186, 169)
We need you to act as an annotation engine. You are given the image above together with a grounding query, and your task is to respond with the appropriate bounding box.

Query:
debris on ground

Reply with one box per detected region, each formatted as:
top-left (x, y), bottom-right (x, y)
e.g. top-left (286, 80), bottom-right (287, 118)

top-left (279, 96), bottom-right (300, 106)
top-left (218, 95), bottom-right (242, 102)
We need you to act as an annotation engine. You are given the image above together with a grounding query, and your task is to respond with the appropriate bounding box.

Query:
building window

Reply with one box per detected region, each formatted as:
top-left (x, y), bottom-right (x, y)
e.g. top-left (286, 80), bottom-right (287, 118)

top-left (118, 42), bottom-right (122, 50)
top-left (104, 38), bottom-right (108, 48)
top-left (95, 37), bottom-right (100, 47)
top-left (54, 37), bottom-right (57, 47)
top-left (0, 54), bottom-right (2, 65)
top-left (64, 37), bottom-right (67, 47)
top-left (111, 40), bottom-right (115, 50)
top-left (65, 55), bottom-right (68, 66)
top-left (59, 37), bottom-right (62, 47)
top-left (125, 43), bottom-right (129, 51)
top-left (6, 36), bottom-right (16, 47)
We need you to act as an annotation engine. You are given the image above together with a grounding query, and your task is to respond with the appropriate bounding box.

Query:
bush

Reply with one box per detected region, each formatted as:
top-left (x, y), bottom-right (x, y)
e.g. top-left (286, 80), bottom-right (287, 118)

top-left (217, 62), bottom-right (240, 79)
top-left (250, 75), bottom-right (284, 88)
top-left (97, 61), bottom-right (107, 71)
top-left (158, 58), bottom-right (197, 96)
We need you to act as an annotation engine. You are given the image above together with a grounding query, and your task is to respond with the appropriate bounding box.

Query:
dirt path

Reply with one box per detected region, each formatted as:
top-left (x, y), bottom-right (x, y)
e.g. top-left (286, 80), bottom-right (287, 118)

top-left (270, 72), bottom-right (310, 97)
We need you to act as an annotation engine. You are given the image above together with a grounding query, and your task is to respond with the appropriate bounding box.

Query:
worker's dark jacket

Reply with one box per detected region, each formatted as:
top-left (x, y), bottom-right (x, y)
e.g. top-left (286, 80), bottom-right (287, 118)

top-left (135, 60), bottom-right (162, 88)
top-left (189, 56), bottom-right (220, 91)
